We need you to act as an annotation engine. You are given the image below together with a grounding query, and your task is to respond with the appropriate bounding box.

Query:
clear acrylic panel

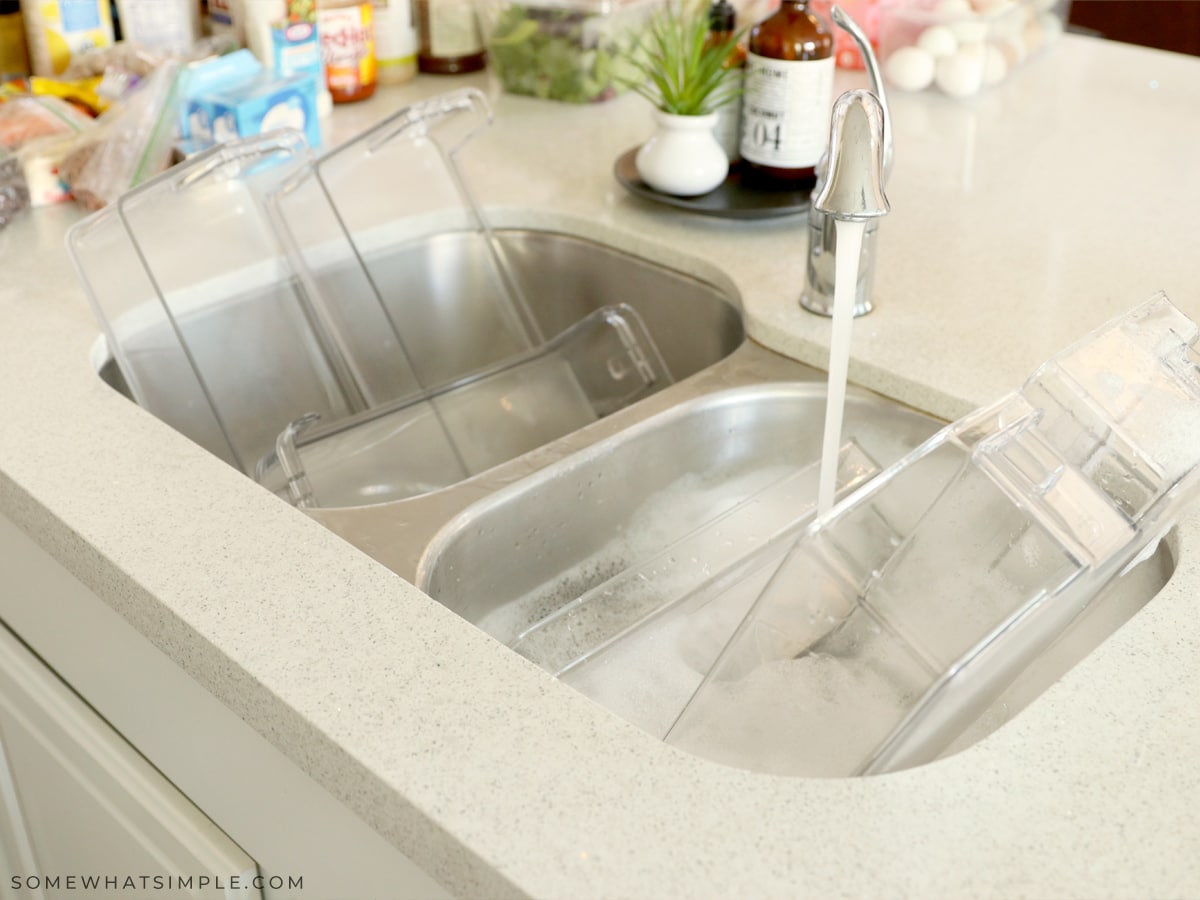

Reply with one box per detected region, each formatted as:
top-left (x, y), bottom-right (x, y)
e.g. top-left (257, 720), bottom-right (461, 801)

top-left (256, 304), bottom-right (673, 508)
top-left (269, 87), bottom-right (542, 397)
top-left (666, 294), bottom-right (1200, 777)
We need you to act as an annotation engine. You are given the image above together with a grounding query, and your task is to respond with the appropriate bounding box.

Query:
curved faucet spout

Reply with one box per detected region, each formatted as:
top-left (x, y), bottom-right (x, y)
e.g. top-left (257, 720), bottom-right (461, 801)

top-left (814, 89), bottom-right (891, 222)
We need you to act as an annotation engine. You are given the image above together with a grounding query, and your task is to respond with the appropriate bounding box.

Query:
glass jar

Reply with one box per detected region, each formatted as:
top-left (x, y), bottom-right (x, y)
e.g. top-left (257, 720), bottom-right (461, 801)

top-left (317, 0), bottom-right (378, 102)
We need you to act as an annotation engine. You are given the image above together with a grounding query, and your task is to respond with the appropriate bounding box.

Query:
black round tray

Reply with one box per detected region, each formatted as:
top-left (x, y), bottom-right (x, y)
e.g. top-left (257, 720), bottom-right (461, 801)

top-left (613, 148), bottom-right (812, 220)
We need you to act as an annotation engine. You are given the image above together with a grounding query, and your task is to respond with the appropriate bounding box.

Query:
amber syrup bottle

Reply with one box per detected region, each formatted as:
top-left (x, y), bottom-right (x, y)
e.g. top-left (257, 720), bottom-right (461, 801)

top-left (740, 0), bottom-right (834, 187)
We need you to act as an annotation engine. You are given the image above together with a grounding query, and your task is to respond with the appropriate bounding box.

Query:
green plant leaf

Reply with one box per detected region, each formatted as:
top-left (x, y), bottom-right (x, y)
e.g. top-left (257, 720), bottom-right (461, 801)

top-left (623, 0), bottom-right (746, 116)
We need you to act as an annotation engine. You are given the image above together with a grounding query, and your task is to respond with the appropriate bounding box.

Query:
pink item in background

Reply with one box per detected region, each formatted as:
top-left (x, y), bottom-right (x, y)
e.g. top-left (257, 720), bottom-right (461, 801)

top-left (810, 0), bottom-right (879, 68)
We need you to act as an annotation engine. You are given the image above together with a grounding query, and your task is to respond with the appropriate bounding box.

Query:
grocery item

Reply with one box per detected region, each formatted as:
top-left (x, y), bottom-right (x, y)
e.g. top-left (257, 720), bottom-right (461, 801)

top-left (197, 70), bottom-right (322, 147)
top-left (178, 47), bottom-right (263, 139)
top-left (740, 0), bottom-right (834, 186)
top-left (0, 0), bottom-right (30, 76)
top-left (242, 0), bottom-right (286, 63)
top-left (0, 94), bottom-right (93, 149)
top-left (22, 0), bottom-right (115, 76)
top-left (317, 0), bottom-right (376, 101)
top-left (15, 130), bottom-right (77, 204)
top-left (417, 0), bottom-right (484, 74)
top-left (205, 0), bottom-right (245, 42)
top-left (878, 0), bottom-right (1066, 98)
top-left (373, 0), bottom-right (417, 84)
top-left (59, 59), bottom-right (181, 210)
top-left (271, 1), bottom-right (323, 78)
top-left (707, 0), bottom-right (744, 160)
top-left (0, 144), bottom-right (30, 227)
top-left (115, 0), bottom-right (203, 53)
top-left (477, 0), bottom-right (655, 102)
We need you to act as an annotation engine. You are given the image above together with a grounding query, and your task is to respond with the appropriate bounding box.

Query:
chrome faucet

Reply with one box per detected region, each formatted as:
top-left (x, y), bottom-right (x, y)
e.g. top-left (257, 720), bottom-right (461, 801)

top-left (801, 6), bottom-right (893, 317)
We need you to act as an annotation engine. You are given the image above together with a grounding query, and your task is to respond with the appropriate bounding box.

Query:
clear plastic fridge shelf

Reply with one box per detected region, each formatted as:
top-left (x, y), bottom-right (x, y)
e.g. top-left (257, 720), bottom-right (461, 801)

top-left (70, 89), bottom-right (676, 501)
top-left (256, 303), bottom-right (672, 509)
top-left (664, 294), bottom-right (1200, 777)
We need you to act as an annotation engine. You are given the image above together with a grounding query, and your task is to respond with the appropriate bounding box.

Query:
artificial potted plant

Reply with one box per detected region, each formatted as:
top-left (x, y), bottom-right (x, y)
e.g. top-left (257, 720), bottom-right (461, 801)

top-left (629, 0), bottom-right (744, 197)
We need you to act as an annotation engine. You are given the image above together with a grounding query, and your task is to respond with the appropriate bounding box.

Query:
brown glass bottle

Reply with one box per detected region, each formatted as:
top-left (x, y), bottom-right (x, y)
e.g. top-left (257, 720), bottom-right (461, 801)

top-left (416, 0), bottom-right (486, 74)
top-left (706, 0), bottom-right (746, 161)
top-left (740, 0), bottom-right (833, 186)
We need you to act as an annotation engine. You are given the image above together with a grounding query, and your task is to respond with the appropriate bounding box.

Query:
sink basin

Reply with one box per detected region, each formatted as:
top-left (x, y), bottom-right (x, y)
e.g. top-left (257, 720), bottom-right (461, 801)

top-left (95, 227), bottom-right (743, 495)
top-left (416, 373), bottom-right (1175, 774)
top-left (417, 382), bottom-right (941, 639)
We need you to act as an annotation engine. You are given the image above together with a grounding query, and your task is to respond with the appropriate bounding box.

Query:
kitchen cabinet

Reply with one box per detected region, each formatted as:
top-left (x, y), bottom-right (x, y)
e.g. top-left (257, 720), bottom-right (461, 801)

top-left (0, 623), bottom-right (261, 899)
top-left (0, 513), bottom-right (451, 899)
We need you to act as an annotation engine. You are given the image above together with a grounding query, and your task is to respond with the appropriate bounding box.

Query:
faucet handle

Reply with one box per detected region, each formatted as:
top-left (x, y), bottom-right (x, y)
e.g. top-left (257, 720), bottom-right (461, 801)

top-left (813, 89), bottom-right (891, 222)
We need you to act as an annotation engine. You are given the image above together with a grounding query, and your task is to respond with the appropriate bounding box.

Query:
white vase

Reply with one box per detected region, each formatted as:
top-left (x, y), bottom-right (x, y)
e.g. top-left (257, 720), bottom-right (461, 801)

top-left (635, 111), bottom-right (729, 198)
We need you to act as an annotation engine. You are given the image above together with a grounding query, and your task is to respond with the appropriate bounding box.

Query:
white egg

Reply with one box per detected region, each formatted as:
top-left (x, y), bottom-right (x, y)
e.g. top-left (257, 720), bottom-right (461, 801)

top-left (936, 0), bottom-right (973, 15)
top-left (1033, 0), bottom-right (1059, 11)
top-left (935, 50), bottom-right (984, 97)
top-left (950, 15), bottom-right (989, 45)
top-left (918, 24), bottom-right (958, 58)
top-left (981, 44), bottom-right (1009, 85)
top-left (885, 45), bottom-right (937, 92)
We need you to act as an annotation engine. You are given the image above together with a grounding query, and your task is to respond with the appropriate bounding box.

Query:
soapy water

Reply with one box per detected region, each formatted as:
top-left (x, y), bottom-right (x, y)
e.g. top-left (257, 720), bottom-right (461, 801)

top-left (562, 552), bottom-right (781, 739)
top-left (474, 464), bottom-right (797, 647)
top-left (817, 219), bottom-right (867, 515)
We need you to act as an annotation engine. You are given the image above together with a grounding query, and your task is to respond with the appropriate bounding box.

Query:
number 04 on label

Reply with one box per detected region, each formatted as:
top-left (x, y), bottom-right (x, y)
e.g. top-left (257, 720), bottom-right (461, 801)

top-left (739, 54), bottom-right (834, 170)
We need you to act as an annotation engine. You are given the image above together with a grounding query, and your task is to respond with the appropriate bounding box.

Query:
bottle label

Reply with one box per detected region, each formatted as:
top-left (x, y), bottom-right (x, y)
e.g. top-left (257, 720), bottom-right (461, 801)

top-left (428, 0), bottom-right (481, 58)
top-left (319, 3), bottom-right (377, 93)
top-left (374, 0), bottom-right (417, 63)
top-left (740, 53), bottom-right (834, 169)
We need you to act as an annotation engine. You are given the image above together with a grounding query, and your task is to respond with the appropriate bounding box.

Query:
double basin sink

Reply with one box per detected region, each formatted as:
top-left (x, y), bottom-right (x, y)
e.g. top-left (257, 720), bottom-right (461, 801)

top-left (95, 227), bottom-right (1173, 776)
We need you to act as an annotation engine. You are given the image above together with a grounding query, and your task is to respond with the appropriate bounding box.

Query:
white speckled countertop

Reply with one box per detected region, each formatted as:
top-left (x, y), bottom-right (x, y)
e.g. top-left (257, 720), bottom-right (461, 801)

top-left (2, 34), bottom-right (1199, 899)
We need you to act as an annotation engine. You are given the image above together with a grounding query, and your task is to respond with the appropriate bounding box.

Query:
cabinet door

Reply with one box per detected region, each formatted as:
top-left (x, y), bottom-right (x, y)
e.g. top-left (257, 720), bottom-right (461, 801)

top-left (0, 623), bottom-right (262, 899)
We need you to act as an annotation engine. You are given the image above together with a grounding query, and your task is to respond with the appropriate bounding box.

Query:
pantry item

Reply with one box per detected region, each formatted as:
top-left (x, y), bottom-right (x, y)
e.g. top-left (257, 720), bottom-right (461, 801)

top-left (373, 0), bottom-right (418, 83)
top-left (0, 145), bottom-right (30, 228)
top-left (0, 95), bottom-right (93, 150)
top-left (878, 0), bottom-right (1066, 99)
top-left (707, 0), bottom-right (745, 160)
top-left (22, 0), bottom-right (115, 76)
top-left (194, 69), bottom-right (322, 148)
top-left (477, 0), bottom-right (659, 100)
top-left (740, 0), bottom-right (834, 186)
top-left (58, 59), bottom-right (182, 210)
top-left (205, 0), bottom-right (245, 43)
top-left (417, 0), bottom-right (485, 73)
top-left (0, 0), bottom-right (30, 76)
top-left (114, 0), bottom-right (202, 53)
top-left (317, 0), bottom-right (377, 101)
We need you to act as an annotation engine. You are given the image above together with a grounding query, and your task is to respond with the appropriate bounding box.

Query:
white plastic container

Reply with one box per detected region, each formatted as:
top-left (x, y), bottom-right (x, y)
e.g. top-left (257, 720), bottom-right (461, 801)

top-left (115, 0), bottom-right (202, 53)
top-left (373, 0), bottom-right (417, 84)
top-left (241, 0), bottom-right (287, 65)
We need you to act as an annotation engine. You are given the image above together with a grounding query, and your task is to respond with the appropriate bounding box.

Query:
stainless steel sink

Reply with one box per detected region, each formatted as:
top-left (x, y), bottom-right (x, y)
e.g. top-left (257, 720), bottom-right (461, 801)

top-left (96, 228), bottom-right (743, 489)
top-left (93, 223), bottom-right (1176, 774)
top-left (416, 381), bottom-right (941, 641)
top-left (414, 363), bottom-right (1175, 770)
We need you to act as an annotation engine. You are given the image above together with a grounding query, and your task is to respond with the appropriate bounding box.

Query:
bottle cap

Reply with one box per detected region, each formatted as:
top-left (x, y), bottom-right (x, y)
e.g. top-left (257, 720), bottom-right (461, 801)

top-left (709, 0), bottom-right (736, 32)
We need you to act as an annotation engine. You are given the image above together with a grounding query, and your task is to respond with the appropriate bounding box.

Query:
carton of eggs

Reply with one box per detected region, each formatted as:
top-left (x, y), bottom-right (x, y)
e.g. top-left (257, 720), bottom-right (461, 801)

top-left (879, 0), bottom-right (1065, 98)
